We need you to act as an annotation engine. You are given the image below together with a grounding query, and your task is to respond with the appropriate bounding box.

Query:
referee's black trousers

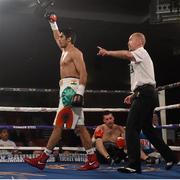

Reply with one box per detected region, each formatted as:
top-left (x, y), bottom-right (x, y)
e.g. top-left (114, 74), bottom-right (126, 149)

top-left (125, 85), bottom-right (176, 171)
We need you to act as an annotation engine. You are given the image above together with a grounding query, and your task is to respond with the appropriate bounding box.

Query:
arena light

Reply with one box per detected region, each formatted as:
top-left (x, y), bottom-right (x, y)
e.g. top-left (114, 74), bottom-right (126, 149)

top-left (161, 14), bottom-right (180, 22)
top-left (150, 0), bottom-right (180, 24)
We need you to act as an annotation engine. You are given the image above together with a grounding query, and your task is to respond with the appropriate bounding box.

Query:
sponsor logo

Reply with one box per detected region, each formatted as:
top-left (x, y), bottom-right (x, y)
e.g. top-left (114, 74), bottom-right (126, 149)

top-left (37, 161), bottom-right (45, 165)
top-left (88, 162), bottom-right (96, 166)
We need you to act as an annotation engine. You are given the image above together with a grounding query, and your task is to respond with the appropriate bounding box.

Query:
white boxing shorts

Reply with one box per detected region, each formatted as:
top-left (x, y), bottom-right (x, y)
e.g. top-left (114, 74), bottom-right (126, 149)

top-left (53, 77), bottom-right (84, 129)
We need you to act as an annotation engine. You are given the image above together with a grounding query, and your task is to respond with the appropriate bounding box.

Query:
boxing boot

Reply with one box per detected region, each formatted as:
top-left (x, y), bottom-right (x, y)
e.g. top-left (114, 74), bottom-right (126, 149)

top-left (79, 154), bottom-right (99, 170)
top-left (24, 152), bottom-right (49, 170)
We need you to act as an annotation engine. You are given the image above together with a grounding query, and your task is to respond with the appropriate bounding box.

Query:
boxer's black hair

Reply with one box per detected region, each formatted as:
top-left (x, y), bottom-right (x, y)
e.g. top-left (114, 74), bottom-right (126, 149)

top-left (103, 110), bottom-right (111, 116)
top-left (61, 27), bottom-right (77, 44)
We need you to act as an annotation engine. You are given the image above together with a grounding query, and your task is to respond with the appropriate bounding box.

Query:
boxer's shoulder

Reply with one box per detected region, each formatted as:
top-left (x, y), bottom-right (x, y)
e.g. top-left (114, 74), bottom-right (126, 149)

top-left (96, 124), bottom-right (104, 130)
top-left (69, 47), bottom-right (82, 55)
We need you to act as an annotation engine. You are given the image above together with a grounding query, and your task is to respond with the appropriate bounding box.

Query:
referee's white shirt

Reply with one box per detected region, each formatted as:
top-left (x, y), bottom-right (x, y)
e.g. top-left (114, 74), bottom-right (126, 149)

top-left (130, 47), bottom-right (156, 92)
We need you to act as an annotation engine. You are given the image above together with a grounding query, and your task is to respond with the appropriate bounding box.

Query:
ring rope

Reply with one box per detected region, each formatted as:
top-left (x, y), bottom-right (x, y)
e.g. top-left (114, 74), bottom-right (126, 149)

top-left (0, 87), bottom-right (130, 94)
top-left (0, 81), bottom-right (179, 93)
top-left (0, 146), bottom-right (179, 151)
top-left (156, 81), bottom-right (180, 91)
top-left (154, 103), bottom-right (180, 111)
top-left (0, 104), bottom-right (179, 113)
top-left (0, 124), bottom-right (179, 130)
top-left (0, 106), bottom-right (129, 112)
top-left (0, 125), bottom-right (53, 129)
top-left (86, 89), bottom-right (131, 94)
top-left (155, 124), bottom-right (180, 129)
top-left (0, 146), bottom-right (85, 151)
top-left (0, 87), bottom-right (57, 93)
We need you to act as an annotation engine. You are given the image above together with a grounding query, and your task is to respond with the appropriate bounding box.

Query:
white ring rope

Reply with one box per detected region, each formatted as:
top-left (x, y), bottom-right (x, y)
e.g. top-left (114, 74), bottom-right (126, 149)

top-left (0, 106), bottom-right (129, 112)
top-left (0, 104), bottom-right (179, 113)
top-left (0, 146), bottom-right (179, 151)
top-left (154, 104), bottom-right (180, 111)
top-left (0, 146), bottom-right (85, 152)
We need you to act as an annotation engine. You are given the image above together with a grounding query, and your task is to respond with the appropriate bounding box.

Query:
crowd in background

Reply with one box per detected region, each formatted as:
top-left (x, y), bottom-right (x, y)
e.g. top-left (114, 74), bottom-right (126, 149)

top-left (0, 112), bottom-right (179, 164)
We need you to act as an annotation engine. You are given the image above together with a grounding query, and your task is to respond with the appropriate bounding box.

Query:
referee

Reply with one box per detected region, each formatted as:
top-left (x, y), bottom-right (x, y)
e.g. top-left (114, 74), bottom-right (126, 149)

top-left (97, 32), bottom-right (177, 173)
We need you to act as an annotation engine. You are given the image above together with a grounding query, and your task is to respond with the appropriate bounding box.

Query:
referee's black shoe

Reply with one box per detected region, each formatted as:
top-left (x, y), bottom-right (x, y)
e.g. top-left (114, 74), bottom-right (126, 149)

top-left (165, 161), bottom-right (176, 170)
top-left (117, 166), bottom-right (141, 174)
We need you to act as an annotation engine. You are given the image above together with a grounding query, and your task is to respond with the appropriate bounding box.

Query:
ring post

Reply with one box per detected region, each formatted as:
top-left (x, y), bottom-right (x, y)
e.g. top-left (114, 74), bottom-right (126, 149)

top-left (158, 90), bottom-right (167, 143)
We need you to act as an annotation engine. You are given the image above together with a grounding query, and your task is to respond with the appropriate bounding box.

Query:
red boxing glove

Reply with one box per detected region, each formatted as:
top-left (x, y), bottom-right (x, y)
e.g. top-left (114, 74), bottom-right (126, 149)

top-left (45, 12), bottom-right (57, 22)
top-left (116, 137), bottom-right (125, 148)
top-left (49, 13), bottom-right (57, 22)
top-left (94, 129), bottom-right (104, 139)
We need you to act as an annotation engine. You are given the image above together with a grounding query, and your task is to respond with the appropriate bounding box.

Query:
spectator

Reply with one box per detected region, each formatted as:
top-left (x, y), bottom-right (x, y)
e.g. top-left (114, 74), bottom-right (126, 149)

top-left (0, 129), bottom-right (17, 155)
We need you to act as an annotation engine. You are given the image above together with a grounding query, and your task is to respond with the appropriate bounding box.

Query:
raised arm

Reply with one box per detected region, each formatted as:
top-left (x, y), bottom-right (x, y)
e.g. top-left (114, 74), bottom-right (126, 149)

top-left (97, 46), bottom-right (135, 61)
top-left (47, 13), bottom-right (62, 50)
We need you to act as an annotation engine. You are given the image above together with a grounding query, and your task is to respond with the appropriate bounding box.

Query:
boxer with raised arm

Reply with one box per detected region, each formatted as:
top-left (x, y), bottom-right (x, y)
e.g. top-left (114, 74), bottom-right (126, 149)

top-left (24, 13), bottom-right (99, 171)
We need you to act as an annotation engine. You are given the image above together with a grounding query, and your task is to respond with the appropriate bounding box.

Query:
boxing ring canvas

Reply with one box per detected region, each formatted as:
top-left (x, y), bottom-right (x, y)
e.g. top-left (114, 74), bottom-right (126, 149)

top-left (0, 162), bottom-right (179, 179)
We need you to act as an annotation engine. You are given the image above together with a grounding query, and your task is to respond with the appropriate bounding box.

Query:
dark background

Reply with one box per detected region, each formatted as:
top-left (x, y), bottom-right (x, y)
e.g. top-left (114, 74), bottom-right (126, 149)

top-left (0, 0), bottom-right (179, 127)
